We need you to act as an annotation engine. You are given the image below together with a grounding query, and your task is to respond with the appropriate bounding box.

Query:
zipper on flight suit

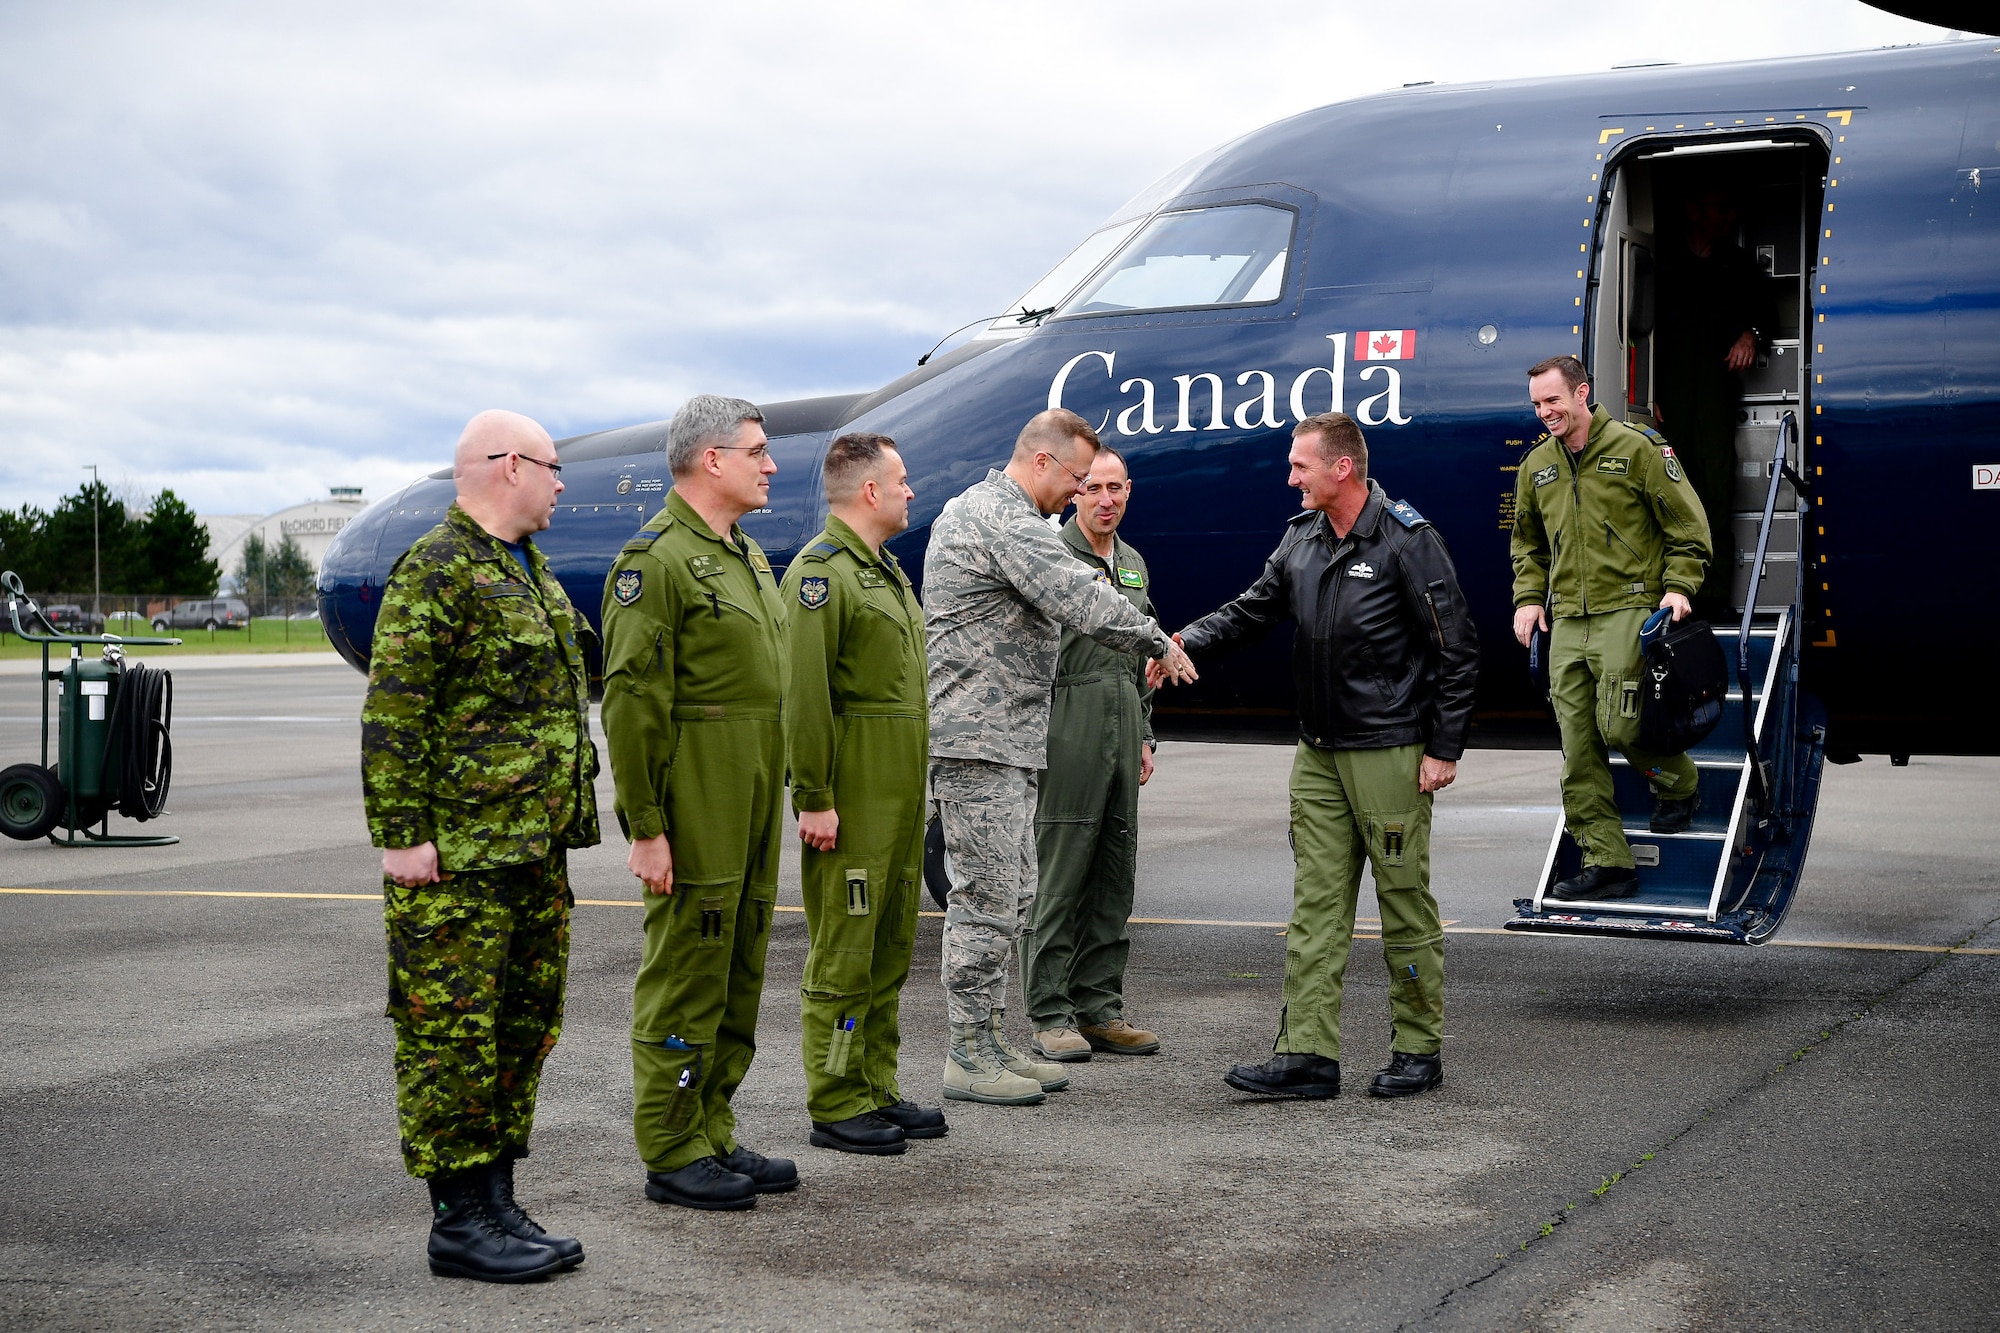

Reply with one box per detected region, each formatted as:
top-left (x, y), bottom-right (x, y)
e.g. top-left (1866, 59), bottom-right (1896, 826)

top-left (1565, 446), bottom-right (1587, 615)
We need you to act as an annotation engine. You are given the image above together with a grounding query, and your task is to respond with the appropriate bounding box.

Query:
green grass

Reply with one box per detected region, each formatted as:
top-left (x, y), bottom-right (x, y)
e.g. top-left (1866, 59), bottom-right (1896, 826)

top-left (0, 616), bottom-right (337, 659)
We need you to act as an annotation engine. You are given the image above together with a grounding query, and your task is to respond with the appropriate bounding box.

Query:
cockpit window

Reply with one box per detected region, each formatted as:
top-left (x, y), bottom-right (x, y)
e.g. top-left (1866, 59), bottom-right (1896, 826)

top-left (980, 219), bottom-right (1143, 338)
top-left (1058, 203), bottom-right (1293, 316)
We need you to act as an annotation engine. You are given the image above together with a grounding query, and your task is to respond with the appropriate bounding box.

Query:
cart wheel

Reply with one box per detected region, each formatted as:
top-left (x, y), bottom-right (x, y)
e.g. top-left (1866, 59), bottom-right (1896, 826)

top-left (0, 763), bottom-right (65, 841)
top-left (923, 813), bottom-right (952, 911)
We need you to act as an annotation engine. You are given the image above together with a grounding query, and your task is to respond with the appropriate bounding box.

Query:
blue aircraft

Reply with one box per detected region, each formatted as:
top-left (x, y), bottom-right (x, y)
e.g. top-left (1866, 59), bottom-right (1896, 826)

top-left (320, 38), bottom-right (2000, 946)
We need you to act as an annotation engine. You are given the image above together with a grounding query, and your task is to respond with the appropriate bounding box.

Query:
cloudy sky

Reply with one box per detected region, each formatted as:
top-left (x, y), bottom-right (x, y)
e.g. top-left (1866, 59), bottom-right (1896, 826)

top-left (0, 1), bottom-right (1958, 517)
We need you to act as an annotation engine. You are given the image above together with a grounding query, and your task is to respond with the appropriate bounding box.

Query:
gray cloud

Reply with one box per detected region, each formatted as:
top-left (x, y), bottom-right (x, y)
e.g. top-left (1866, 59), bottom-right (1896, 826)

top-left (0, 1), bottom-right (1948, 514)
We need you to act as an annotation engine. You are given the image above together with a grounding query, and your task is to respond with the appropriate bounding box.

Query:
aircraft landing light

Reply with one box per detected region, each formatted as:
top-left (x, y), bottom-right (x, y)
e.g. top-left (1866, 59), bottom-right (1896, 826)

top-left (5, 887), bottom-right (1995, 956)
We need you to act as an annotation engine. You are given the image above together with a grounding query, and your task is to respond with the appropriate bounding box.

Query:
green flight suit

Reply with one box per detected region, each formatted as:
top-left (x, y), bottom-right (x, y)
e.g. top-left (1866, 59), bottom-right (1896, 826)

top-left (1280, 740), bottom-right (1442, 1060)
top-left (780, 516), bottom-right (928, 1125)
top-left (361, 502), bottom-right (601, 1179)
top-left (602, 488), bottom-right (787, 1174)
top-left (1023, 519), bottom-right (1155, 1031)
top-left (1511, 404), bottom-right (1714, 868)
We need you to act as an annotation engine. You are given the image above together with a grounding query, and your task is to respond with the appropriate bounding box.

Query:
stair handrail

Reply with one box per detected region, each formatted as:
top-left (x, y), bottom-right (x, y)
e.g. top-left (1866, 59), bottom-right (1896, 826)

top-left (1735, 413), bottom-right (1810, 815)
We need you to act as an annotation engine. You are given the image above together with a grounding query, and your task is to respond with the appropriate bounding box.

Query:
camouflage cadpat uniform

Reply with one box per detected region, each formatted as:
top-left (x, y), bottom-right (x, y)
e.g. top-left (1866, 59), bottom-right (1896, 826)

top-left (361, 502), bottom-right (601, 1179)
top-left (781, 516), bottom-right (928, 1125)
top-left (1024, 519), bottom-right (1156, 1031)
top-left (601, 489), bottom-right (787, 1175)
top-left (923, 469), bottom-right (1170, 1026)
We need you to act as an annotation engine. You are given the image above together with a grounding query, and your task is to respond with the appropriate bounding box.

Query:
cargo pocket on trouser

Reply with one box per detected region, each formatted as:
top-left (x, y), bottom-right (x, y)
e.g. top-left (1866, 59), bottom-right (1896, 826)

top-left (1363, 806), bottom-right (1428, 894)
top-left (632, 1037), bottom-right (707, 1168)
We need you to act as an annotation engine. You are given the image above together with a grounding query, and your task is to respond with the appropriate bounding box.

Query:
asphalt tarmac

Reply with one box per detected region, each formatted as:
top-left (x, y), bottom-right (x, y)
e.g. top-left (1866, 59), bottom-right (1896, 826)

top-left (2, 659), bottom-right (1995, 1331)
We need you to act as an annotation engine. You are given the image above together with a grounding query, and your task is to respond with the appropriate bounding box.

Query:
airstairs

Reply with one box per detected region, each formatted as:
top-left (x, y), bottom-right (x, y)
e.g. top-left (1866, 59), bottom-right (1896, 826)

top-left (1508, 413), bottom-right (1827, 945)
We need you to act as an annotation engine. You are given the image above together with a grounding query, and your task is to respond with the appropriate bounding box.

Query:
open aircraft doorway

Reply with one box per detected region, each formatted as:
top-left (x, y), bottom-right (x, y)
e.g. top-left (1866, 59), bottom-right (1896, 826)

top-left (1510, 131), bottom-right (1832, 946)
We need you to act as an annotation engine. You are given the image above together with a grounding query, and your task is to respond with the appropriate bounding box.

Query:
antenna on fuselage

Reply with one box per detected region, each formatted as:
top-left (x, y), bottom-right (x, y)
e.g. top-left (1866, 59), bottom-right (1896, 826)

top-left (915, 307), bottom-right (1057, 366)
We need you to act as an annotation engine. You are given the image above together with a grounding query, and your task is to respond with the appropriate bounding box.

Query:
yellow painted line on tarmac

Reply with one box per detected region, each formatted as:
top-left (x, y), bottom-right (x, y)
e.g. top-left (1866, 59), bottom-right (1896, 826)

top-left (5, 887), bottom-right (1997, 956)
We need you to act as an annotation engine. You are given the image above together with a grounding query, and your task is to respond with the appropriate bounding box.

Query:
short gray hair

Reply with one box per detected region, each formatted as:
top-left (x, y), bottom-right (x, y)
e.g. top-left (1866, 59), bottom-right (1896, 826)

top-left (667, 394), bottom-right (765, 476)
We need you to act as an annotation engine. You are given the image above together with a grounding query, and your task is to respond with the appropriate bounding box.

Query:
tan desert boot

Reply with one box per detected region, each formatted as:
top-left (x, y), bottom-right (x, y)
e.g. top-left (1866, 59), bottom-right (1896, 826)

top-left (942, 1023), bottom-right (1046, 1106)
top-left (1080, 1018), bottom-right (1161, 1055)
top-left (1032, 1027), bottom-right (1093, 1063)
top-left (986, 1011), bottom-right (1070, 1091)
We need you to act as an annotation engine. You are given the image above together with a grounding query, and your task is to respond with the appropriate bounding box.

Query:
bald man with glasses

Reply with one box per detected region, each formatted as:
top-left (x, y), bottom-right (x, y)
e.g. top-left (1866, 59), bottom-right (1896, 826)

top-left (363, 409), bottom-right (600, 1282)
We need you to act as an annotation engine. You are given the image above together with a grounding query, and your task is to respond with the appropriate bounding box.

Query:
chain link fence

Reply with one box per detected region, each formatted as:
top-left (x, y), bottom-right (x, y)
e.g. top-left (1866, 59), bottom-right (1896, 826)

top-left (0, 589), bottom-right (327, 648)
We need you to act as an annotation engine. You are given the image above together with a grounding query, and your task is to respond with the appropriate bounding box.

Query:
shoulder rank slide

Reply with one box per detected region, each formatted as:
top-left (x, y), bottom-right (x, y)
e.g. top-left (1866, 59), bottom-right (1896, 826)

top-left (802, 539), bottom-right (840, 562)
top-left (1386, 498), bottom-right (1426, 528)
top-left (1634, 422), bottom-right (1668, 446)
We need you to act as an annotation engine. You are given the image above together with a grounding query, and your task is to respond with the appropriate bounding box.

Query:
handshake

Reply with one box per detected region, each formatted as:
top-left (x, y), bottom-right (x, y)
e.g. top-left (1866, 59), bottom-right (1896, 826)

top-left (1146, 633), bottom-right (1197, 690)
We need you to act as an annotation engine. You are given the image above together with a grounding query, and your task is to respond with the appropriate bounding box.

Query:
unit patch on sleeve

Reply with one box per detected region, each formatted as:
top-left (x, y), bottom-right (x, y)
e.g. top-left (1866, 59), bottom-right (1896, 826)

top-left (1117, 567), bottom-right (1145, 588)
top-left (613, 569), bottom-right (643, 606)
top-left (1385, 499), bottom-right (1426, 528)
top-left (799, 576), bottom-right (830, 609)
top-left (1533, 464), bottom-right (1560, 487)
top-left (1663, 455), bottom-right (1684, 483)
top-left (1597, 457), bottom-right (1630, 475)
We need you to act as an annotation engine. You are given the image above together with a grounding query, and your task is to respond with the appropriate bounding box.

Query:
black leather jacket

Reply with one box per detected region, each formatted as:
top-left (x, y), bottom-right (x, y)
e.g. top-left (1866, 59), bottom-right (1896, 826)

top-left (1178, 481), bottom-right (1479, 759)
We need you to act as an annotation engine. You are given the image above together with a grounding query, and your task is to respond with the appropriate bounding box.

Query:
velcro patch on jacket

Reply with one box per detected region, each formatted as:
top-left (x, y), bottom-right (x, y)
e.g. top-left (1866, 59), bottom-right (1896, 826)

top-left (478, 581), bottom-right (532, 599)
top-left (1117, 567), bottom-right (1145, 587)
top-left (1347, 561), bottom-right (1376, 579)
top-left (799, 576), bottom-right (830, 609)
top-left (855, 568), bottom-right (887, 588)
top-left (1533, 464), bottom-right (1559, 487)
top-left (1597, 457), bottom-right (1630, 475)
top-left (613, 569), bottom-right (643, 606)
top-left (688, 555), bottom-right (725, 579)
top-left (1664, 457), bottom-right (1684, 483)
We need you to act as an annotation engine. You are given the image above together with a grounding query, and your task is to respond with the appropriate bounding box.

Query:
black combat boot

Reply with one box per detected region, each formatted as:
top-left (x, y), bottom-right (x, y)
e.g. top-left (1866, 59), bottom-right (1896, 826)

top-left (644, 1156), bottom-right (758, 1211)
top-left (1369, 1051), bottom-right (1444, 1098)
top-left (482, 1155), bottom-right (583, 1268)
top-left (718, 1143), bottom-right (800, 1191)
top-left (1222, 1052), bottom-right (1340, 1099)
top-left (1549, 864), bottom-right (1640, 901)
top-left (1650, 793), bottom-right (1698, 834)
top-left (873, 1100), bottom-right (949, 1139)
top-left (809, 1112), bottom-right (908, 1156)
top-left (426, 1170), bottom-right (568, 1282)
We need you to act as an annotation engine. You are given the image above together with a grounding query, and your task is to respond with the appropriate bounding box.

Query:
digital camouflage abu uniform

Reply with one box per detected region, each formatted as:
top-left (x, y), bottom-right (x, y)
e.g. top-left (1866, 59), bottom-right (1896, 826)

top-left (601, 488), bottom-right (787, 1175)
top-left (924, 469), bottom-right (1171, 1027)
top-left (361, 502), bottom-right (601, 1180)
top-left (1510, 404), bottom-right (1713, 870)
top-left (781, 516), bottom-right (928, 1125)
top-left (1023, 518), bottom-right (1156, 1032)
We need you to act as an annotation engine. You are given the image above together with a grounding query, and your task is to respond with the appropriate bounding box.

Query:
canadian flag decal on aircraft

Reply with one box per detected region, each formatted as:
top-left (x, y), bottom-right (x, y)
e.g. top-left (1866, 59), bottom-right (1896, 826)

top-left (1356, 329), bottom-right (1416, 360)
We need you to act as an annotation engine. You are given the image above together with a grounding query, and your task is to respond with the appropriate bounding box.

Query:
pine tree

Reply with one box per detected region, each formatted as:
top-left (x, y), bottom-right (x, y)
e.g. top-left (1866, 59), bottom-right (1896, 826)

top-left (129, 490), bottom-right (222, 596)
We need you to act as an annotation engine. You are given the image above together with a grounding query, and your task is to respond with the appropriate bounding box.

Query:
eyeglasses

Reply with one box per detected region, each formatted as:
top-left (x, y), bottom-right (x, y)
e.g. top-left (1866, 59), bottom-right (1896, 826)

top-left (488, 451), bottom-right (563, 475)
top-left (1043, 451), bottom-right (1089, 487)
top-left (713, 444), bottom-right (773, 461)
top-left (1080, 481), bottom-right (1128, 497)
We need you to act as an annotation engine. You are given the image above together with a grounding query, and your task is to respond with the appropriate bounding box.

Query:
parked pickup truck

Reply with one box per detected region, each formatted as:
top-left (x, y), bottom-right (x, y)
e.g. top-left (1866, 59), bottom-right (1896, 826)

top-left (151, 598), bottom-right (250, 632)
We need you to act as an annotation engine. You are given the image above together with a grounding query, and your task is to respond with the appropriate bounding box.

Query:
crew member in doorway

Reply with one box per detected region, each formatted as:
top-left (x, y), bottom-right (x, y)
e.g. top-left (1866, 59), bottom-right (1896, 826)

top-left (362, 409), bottom-right (599, 1282)
top-left (1512, 355), bottom-right (1712, 902)
top-left (1652, 185), bottom-right (1776, 604)
top-left (601, 395), bottom-right (798, 1211)
top-left (1175, 412), bottom-right (1477, 1101)
top-left (1024, 446), bottom-right (1164, 1065)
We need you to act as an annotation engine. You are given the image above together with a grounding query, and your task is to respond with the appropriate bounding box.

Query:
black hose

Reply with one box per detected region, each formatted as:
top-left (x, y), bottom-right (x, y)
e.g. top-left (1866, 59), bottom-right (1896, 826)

top-left (103, 663), bottom-right (173, 822)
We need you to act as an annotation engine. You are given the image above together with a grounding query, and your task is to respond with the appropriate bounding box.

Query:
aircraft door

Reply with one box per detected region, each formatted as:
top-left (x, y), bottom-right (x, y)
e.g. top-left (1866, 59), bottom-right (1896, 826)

top-left (1587, 166), bottom-right (1656, 428)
